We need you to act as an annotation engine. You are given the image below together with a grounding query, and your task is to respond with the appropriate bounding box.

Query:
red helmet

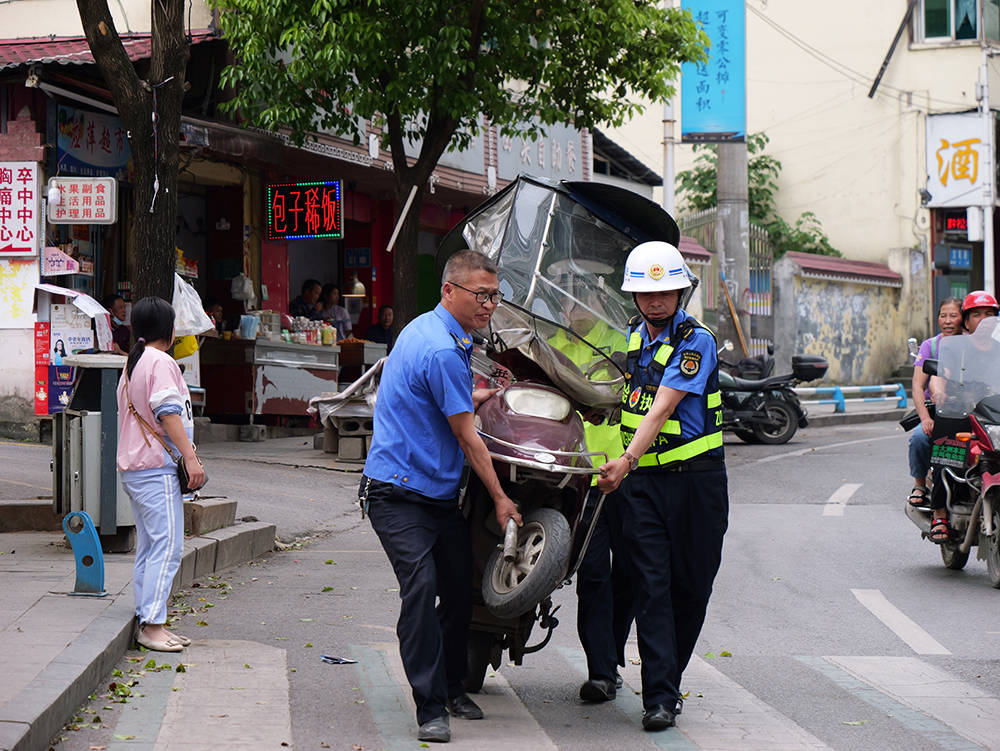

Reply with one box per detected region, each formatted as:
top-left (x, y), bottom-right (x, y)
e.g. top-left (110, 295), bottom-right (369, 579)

top-left (962, 290), bottom-right (999, 314)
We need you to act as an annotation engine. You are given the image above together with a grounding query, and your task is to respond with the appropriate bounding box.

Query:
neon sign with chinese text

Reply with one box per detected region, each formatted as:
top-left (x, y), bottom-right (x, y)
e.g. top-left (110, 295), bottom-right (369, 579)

top-left (267, 181), bottom-right (342, 240)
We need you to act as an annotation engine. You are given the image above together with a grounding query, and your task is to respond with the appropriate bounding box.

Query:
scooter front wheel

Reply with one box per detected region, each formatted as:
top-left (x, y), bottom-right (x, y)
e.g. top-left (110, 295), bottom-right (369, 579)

top-left (940, 540), bottom-right (969, 570)
top-left (482, 508), bottom-right (571, 619)
top-left (986, 507), bottom-right (1000, 588)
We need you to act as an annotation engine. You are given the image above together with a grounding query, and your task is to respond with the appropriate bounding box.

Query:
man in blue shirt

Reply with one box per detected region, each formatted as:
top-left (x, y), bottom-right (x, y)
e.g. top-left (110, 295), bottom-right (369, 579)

top-left (360, 249), bottom-right (521, 744)
top-left (598, 241), bottom-right (729, 733)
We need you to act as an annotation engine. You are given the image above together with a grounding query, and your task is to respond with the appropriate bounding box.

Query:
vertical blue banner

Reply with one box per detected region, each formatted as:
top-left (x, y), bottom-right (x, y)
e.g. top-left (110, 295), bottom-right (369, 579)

top-left (681, 0), bottom-right (746, 142)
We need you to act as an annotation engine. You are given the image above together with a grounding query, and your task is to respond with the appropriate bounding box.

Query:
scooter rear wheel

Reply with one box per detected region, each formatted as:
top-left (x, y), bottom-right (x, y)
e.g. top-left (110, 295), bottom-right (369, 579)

top-left (751, 398), bottom-right (798, 445)
top-left (482, 508), bottom-right (571, 619)
top-left (465, 630), bottom-right (495, 693)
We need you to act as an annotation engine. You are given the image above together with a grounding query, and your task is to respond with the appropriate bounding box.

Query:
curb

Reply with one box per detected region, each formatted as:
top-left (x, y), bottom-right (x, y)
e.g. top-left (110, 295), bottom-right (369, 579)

top-left (0, 520), bottom-right (276, 751)
top-left (805, 408), bottom-right (907, 428)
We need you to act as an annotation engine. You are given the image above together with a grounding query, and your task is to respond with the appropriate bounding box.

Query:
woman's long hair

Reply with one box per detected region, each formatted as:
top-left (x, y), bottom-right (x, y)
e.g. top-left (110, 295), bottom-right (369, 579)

top-left (126, 297), bottom-right (175, 378)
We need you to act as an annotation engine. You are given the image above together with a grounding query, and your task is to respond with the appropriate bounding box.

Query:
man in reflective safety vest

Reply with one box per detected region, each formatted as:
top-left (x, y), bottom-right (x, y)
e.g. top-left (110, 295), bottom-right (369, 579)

top-left (598, 240), bottom-right (729, 732)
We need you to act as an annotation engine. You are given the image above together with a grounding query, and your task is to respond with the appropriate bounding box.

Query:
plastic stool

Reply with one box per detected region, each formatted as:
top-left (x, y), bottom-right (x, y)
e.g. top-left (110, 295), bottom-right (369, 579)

top-left (62, 511), bottom-right (107, 597)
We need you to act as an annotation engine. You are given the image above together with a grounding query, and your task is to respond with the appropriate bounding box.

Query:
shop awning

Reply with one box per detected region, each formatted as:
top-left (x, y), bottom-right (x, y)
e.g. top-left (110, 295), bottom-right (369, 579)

top-left (0, 31), bottom-right (217, 70)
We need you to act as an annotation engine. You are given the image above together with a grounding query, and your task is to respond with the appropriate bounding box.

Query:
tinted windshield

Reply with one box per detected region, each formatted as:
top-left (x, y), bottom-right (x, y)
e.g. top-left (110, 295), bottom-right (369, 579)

top-left (461, 180), bottom-right (636, 340)
top-left (936, 316), bottom-right (1000, 417)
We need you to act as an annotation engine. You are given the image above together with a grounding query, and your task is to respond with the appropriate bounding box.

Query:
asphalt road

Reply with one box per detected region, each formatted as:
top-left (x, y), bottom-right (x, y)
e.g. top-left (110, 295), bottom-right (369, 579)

top-left (45, 422), bottom-right (1000, 750)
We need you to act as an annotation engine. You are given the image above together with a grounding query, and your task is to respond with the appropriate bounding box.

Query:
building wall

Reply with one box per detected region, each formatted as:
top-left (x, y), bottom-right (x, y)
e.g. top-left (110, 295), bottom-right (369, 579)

top-left (0, 329), bottom-right (36, 439)
top-left (773, 259), bottom-right (910, 385)
top-left (0, 0), bottom-right (213, 36)
top-left (607, 1), bottom-right (994, 267)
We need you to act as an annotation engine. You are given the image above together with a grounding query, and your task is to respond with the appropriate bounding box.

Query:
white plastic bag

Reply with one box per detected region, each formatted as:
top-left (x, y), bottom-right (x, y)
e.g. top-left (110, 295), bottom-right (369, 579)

top-left (172, 274), bottom-right (215, 337)
top-left (230, 272), bottom-right (256, 305)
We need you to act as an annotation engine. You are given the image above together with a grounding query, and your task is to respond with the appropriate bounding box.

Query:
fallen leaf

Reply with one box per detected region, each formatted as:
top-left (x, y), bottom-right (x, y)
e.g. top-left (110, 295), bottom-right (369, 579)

top-left (704, 652), bottom-right (717, 659)
top-left (275, 636), bottom-right (289, 641)
top-left (300, 618), bottom-right (313, 622)
top-left (843, 720), bottom-right (865, 726)
top-left (304, 643), bottom-right (314, 648)
top-left (112, 735), bottom-right (135, 741)
top-left (196, 620), bottom-right (208, 627)
top-left (321, 587), bottom-right (334, 592)
top-left (720, 650), bottom-right (732, 657)
top-left (244, 663), bottom-right (252, 669)
top-left (325, 560), bottom-right (336, 565)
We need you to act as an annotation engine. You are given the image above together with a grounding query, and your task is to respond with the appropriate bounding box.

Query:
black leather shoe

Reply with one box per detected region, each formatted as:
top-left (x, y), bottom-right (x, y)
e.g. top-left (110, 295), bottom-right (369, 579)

top-left (615, 671), bottom-right (623, 689)
top-left (642, 704), bottom-right (676, 731)
top-left (579, 677), bottom-right (616, 702)
top-left (417, 715), bottom-right (451, 742)
top-left (446, 693), bottom-right (484, 720)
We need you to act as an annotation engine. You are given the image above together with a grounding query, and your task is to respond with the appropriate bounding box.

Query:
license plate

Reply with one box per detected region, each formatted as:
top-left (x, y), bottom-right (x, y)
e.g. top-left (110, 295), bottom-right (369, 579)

top-left (931, 440), bottom-right (968, 468)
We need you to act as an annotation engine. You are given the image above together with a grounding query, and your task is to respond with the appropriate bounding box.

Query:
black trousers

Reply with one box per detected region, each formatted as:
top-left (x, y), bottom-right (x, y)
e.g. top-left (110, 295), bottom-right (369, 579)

top-left (619, 467), bottom-right (729, 710)
top-left (575, 486), bottom-right (635, 681)
top-left (363, 477), bottom-right (473, 724)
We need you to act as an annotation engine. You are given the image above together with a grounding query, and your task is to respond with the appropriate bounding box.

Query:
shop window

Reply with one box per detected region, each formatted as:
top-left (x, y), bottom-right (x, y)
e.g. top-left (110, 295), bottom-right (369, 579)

top-left (920, 0), bottom-right (978, 41)
top-left (986, 0), bottom-right (1000, 40)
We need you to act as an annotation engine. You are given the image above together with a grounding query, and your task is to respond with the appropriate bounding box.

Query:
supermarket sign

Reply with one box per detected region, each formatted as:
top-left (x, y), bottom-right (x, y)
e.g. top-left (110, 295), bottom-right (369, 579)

top-left (0, 161), bottom-right (40, 257)
top-left (47, 177), bottom-right (118, 225)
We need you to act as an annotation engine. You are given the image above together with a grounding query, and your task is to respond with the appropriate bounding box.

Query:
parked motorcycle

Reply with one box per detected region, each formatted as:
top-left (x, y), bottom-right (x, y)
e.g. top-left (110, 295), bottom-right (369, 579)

top-left (718, 341), bottom-right (828, 444)
top-left (904, 316), bottom-right (1000, 586)
top-left (434, 174), bottom-right (681, 691)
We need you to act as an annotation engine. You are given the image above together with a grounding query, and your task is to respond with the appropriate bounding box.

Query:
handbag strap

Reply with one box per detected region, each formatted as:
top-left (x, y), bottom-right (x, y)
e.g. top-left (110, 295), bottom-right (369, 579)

top-left (124, 368), bottom-right (181, 463)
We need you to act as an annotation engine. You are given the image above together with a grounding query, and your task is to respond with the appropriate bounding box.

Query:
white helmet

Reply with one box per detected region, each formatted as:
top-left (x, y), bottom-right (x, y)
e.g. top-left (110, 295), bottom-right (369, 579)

top-left (621, 241), bottom-right (692, 292)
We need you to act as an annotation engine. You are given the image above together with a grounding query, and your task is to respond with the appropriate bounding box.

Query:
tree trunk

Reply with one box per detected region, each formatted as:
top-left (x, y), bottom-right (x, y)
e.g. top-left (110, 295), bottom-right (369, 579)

top-left (77, 0), bottom-right (189, 302)
top-left (391, 181), bottom-right (424, 328)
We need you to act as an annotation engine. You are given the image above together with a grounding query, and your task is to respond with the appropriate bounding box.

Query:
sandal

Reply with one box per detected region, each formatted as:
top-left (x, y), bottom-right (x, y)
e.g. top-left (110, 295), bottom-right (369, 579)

top-left (908, 486), bottom-right (930, 508)
top-left (928, 517), bottom-right (951, 544)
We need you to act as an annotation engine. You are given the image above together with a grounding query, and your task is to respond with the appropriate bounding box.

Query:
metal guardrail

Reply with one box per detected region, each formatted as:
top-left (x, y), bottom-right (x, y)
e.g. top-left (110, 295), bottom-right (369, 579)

top-left (793, 383), bottom-right (907, 413)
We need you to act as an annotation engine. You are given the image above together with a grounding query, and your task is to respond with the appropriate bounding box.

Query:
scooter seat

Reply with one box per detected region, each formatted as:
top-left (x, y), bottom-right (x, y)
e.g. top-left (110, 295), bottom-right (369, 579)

top-left (727, 374), bottom-right (795, 390)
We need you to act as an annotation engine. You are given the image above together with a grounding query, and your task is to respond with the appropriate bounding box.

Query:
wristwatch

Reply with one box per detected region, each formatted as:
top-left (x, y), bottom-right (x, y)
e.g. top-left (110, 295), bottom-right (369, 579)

top-left (622, 451), bottom-right (640, 472)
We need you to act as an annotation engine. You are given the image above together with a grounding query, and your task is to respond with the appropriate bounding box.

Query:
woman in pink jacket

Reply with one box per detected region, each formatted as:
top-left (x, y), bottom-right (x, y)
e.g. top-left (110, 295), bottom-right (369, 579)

top-left (116, 297), bottom-right (205, 652)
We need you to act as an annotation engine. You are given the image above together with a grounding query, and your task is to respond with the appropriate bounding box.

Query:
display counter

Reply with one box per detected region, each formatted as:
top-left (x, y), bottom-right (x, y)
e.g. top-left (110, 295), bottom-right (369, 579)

top-left (200, 338), bottom-right (340, 419)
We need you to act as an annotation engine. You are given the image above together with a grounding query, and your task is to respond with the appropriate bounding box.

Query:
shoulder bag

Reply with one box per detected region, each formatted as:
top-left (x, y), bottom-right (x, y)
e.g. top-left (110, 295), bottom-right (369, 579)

top-left (123, 371), bottom-right (206, 493)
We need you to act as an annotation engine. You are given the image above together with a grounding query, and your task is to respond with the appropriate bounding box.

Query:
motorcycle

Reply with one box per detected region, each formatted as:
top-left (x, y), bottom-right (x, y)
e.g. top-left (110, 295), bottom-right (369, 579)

top-left (434, 174), bottom-right (682, 691)
top-left (904, 316), bottom-right (1000, 586)
top-left (717, 340), bottom-right (827, 444)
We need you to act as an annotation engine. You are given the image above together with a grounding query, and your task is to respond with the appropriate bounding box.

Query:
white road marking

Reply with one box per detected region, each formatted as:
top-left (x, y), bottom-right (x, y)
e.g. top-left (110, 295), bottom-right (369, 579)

top-left (822, 483), bottom-right (862, 516)
top-left (752, 434), bottom-right (898, 465)
top-left (851, 588), bottom-right (951, 655)
top-left (828, 656), bottom-right (1000, 750)
top-left (563, 646), bottom-right (831, 751)
top-left (380, 643), bottom-right (558, 750)
top-left (670, 655), bottom-right (833, 751)
top-left (154, 639), bottom-right (293, 749)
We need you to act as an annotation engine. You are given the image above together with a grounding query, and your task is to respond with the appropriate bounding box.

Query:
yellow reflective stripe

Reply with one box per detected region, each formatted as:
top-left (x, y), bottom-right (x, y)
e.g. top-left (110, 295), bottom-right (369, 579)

top-left (620, 409), bottom-right (680, 434)
top-left (627, 331), bottom-right (642, 352)
top-left (706, 391), bottom-right (721, 408)
top-left (653, 343), bottom-right (673, 366)
top-left (636, 431), bottom-right (724, 468)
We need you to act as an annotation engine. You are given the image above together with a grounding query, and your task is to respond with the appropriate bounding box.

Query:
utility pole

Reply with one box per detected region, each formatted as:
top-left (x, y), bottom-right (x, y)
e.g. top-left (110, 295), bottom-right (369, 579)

top-left (980, 46), bottom-right (996, 295)
top-left (663, 98), bottom-right (676, 216)
top-left (717, 143), bottom-right (751, 353)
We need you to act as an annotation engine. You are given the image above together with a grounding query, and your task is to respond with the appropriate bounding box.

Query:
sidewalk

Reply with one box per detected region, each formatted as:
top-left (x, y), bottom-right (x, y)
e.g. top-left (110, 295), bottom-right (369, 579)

top-left (0, 521), bottom-right (275, 751)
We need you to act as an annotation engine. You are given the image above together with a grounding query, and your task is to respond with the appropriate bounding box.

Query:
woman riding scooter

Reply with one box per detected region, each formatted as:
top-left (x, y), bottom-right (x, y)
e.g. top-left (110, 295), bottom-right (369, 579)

top-left (906, 297), bottom-right (963, 510)
top-left (926, 291), bottom-right (999, 542)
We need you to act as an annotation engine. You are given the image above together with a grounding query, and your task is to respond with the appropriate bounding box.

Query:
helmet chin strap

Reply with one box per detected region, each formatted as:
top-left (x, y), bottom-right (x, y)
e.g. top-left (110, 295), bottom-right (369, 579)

top-left (633, 293), bottom-right (675, 330)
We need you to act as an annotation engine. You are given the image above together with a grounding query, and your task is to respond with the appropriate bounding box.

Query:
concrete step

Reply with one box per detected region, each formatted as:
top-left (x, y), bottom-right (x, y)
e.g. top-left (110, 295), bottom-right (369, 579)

top-left (0, 499), bottom-right (61, 532)
top-left (183, 497), bottom-right (238, 536)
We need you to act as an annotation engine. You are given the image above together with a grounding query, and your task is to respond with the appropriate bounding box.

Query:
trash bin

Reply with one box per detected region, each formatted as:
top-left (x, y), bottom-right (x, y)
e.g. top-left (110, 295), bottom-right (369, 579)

top-left (52, 354), bottom-right (135, 552)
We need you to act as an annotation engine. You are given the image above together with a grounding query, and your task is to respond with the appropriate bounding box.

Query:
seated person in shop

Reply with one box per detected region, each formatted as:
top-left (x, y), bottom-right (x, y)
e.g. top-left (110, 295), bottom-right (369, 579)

top-left (289, 278), bottom-right (324, 320)
top-left (203, 297), bottom-right (225, 335)
top-left (318, 283), bottom-right (352, 338)
top-left (364, 305), bottom-right (395, 350)
top-left (103, 293), bottom-right (131, 355)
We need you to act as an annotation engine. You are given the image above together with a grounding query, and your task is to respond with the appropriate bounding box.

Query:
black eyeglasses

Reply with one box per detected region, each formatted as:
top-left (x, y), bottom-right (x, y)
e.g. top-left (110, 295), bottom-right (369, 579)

top-left (449, 281), bottom-right (504, 305)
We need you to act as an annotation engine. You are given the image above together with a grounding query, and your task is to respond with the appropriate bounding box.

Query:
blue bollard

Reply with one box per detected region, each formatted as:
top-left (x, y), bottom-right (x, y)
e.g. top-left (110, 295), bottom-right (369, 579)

top-left (894, 382), bottom-right (908, 409)
top-left (62, 511), bottom-right (107, 597)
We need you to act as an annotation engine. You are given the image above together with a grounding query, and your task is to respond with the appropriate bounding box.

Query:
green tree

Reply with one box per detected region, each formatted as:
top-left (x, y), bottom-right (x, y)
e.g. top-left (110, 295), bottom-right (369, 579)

top-left (77, 0), bottom-right (189, 301)
top-left (676, 132), bottom-right (839, 258)
top-left (211, 0), bottom-right (708, 324)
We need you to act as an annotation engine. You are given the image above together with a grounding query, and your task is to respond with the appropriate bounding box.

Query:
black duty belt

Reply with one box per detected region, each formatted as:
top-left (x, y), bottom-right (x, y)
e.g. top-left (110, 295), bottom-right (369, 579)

top-left (637, 457), bottom-right (725, 474)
